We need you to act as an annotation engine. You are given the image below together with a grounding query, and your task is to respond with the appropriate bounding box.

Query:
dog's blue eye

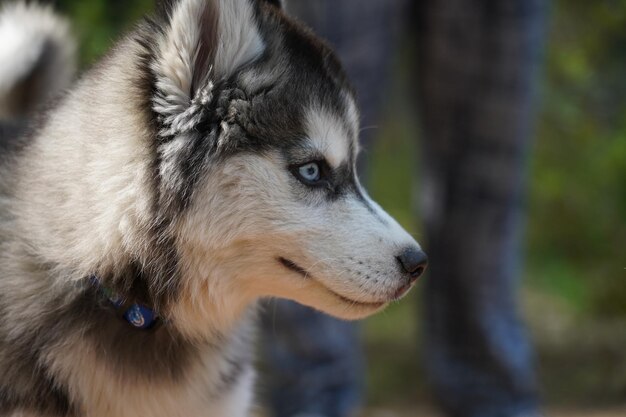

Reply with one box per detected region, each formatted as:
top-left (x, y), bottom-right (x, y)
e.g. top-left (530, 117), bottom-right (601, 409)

top-left (298, 162), bottom-right (321, 182)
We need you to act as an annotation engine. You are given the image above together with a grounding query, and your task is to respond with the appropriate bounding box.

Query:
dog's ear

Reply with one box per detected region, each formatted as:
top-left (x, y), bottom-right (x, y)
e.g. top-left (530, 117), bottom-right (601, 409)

top-left (152, 0), bottom-right (264, 137)
top-left (150, 0), bottom-right (266, 209)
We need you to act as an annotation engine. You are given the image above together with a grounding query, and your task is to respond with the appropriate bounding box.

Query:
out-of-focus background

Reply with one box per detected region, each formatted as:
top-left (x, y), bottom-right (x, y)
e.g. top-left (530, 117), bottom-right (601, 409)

top-left (52, 0), bottom-right (626, 415)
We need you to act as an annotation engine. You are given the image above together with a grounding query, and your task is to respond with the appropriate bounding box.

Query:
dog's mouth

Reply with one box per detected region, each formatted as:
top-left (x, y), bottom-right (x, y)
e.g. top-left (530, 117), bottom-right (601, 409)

top-left (278, 257), bottom-right (309, 277)
top-left (278, 257), bottom-right (387, 310)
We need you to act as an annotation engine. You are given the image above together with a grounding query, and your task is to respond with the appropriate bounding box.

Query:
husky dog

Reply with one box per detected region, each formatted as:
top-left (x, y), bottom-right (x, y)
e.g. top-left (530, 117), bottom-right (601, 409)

top-left (0, 1), bottom-right (427, 416)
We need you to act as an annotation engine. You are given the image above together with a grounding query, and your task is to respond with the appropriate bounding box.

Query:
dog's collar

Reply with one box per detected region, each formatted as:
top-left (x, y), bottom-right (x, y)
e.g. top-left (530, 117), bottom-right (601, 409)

top-left (90, 276), bottom-right (161, 330)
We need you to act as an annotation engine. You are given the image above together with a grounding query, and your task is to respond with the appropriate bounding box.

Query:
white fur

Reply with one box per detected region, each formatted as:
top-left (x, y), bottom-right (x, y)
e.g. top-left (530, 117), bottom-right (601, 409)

top-left (177, 145), bottom-right (420, 325)
top-left (0, 1), bottom-right (75, 118)
top-left (48, 330), bottom-right (255, 417)
top-left (11, 42), bottom-right (155, 284)
top-left (212, 0), bottom-right (265, 77)
top-left (305, 106), bottom-right (351, 168)
top-left (153, 0), bottom-right (265, 136)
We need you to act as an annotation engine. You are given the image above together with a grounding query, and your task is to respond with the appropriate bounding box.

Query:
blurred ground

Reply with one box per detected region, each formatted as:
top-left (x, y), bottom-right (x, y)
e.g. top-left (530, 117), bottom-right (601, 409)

top-left (363, 286), bottom-right (626, 410)
top-left (363, 407), bottom-right (626, 417)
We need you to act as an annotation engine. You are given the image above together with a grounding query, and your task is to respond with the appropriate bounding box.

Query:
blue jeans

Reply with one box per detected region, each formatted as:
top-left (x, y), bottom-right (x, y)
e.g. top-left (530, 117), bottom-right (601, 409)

top-left (261, 303), bottom-right (363, 417)
top-left (262, 1), bottom-right (546, 416)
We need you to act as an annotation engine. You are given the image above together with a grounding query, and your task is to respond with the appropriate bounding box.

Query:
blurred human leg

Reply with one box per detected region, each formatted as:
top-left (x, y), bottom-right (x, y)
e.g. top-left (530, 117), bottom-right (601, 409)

top-left (260, 1), bottom-right (405, 416)
top-left (414, 1), bottom-right (547, 416)
top-left (261, 303), bottom-right (363, 417)
top-left (285, 0), bottom-right (406, 174)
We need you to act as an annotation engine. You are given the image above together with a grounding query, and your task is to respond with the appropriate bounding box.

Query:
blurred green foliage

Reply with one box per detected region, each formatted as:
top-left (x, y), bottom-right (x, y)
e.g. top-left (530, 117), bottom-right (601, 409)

top-left (56, 0), bottom-right (155, 65)
top-left (51, 0), bottom-right (626, 406)
top-left (529, 1), bottom-right (626, 318)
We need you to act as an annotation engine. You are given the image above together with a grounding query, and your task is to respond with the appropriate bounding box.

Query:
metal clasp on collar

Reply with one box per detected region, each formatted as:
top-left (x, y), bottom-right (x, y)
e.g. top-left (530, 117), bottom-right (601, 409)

top-left (90, 276), bottom-right (162, 331)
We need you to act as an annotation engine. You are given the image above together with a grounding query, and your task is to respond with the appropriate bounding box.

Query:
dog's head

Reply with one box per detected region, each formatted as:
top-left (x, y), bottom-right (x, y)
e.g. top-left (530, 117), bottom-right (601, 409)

top-left (146, 0), bottom-right (426, 326)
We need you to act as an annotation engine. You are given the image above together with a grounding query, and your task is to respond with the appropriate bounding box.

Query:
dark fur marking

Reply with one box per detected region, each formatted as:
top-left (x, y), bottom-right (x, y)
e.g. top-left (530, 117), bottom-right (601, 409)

top-left (2, 38), bottom-right (55, 118)
top-left (0, 304), bottom-right (77, 416)
top-left (192, 1), bottom-right (219, 94)
top-left (280, 143), bottom-right (361, 203)
top-left (354, 183), bottom-right (389, 225)
top-left (260, 0), bottom-right (283, 8)
top-left (0, 381), bottom-right (75, 417)
top-left (0, 120), bottom-right (27, 153)
top-left (326, 163), bottom-right (353, 201)
top-left (125, 23), bottom-right (185, 311)
top-left (144, 3), bottom-right (359, 215)
top-left (279, 21), bottom-right (350, 119)
top-left (155, 0), bottom-right (178, 19)
top-left (0, 83), bottom-right (71, 168)
top-left (79, 291), bottom-right (198, 381)
top-left (217, 356), bottom-right (247, 395)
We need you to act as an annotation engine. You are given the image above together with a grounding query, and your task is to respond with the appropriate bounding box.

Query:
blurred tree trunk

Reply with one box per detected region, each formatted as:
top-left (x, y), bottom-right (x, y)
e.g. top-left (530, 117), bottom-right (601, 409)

top-left (414, 1), bottom-right (548, 416)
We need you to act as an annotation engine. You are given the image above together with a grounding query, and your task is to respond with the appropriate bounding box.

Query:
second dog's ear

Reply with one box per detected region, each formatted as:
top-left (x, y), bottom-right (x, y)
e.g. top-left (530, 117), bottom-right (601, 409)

top-left (152, 0), bottom-right (265, 135)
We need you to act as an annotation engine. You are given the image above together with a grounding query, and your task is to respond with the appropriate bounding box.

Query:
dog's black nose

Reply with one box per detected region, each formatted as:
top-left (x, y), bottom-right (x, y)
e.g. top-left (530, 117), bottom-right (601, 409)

top-left (397, 247), bottom-right (428, 280)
